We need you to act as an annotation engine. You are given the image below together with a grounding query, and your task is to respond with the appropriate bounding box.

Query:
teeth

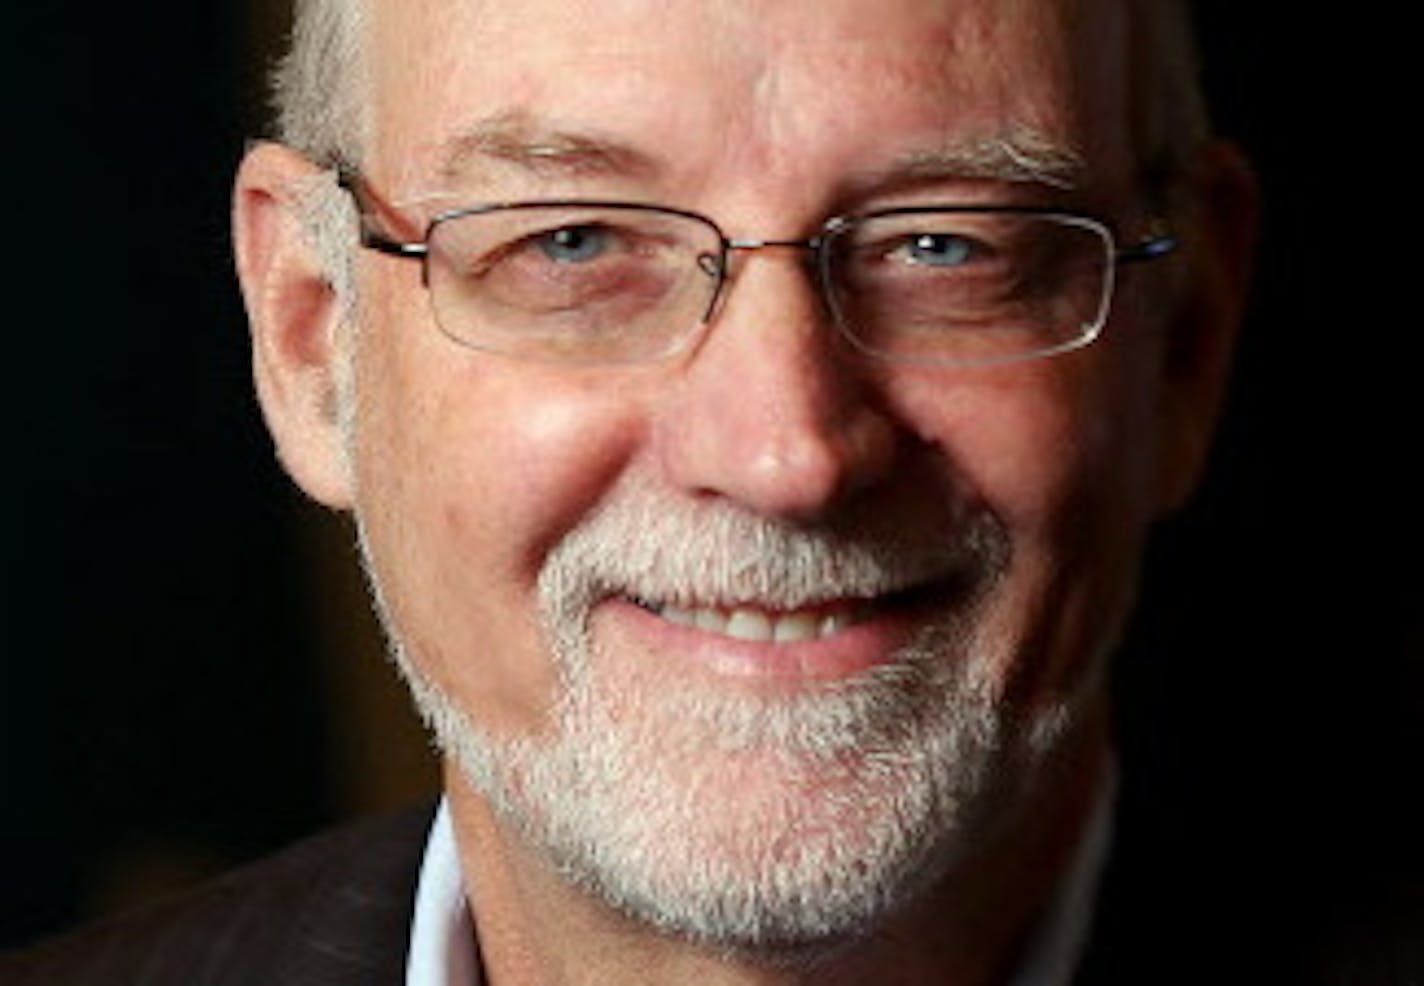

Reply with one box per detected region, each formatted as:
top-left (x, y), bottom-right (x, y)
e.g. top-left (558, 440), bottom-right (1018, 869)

top-left (654, 601), bottom-right (868, 642)
top-left (660, 607), bottom-right (696, 628)
top-left (695, 609), bottom-right (725, 633)
top-left (819, 611), bottom-right (850, 637)
top-left (725, 609), bottom-right (772, 641)
top-left (773, 612), bottom-right (820, 643)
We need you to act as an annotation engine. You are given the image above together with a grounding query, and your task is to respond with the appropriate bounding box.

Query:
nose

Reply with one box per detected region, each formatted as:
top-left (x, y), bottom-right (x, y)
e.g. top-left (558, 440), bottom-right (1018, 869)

top-left (653, 248), bottom-right (898, 522)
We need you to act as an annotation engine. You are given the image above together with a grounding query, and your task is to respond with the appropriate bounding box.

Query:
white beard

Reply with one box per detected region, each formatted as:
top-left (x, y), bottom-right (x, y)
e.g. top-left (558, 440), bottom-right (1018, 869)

top-left (359, 473), bottom-right (1080, 954)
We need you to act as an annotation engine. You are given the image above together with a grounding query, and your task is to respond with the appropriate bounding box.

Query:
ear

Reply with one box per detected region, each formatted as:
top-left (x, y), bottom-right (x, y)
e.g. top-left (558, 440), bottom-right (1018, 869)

top-left (233, 142), bottom-right (355, 510)
top-left (1153, 139), bottom-right (1260, 513)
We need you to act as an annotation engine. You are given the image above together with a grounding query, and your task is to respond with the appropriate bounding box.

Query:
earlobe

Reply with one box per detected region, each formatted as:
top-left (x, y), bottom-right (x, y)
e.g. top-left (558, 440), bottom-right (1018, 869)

top-left (233, 142), bottom-right (356, 509)
top-left (1154, 139), bottom-right (1260, 513)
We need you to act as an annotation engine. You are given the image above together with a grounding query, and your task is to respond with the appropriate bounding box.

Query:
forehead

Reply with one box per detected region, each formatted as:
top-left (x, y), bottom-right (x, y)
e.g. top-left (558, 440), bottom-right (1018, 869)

top-left (366, 0), bottom-right (1132, 201)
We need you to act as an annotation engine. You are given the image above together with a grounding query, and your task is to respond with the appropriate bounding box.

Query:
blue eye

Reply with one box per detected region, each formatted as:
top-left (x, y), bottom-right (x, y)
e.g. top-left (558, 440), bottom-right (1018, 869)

top-left (905, 232), bottom-right (974, 267)
top-left (535, 225), bottom-right (610, 263)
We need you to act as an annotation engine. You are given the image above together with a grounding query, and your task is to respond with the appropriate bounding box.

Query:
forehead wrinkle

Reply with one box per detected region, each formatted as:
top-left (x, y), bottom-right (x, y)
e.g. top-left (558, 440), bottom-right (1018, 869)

top-left (433, 109), bottom-right (663, 189)
top-left (718, 15), bottom-right (1088, 207)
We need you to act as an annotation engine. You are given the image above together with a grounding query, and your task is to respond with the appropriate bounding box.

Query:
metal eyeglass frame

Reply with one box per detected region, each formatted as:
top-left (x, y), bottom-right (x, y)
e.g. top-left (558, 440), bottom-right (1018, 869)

top-left (336, 167), bottom-right (1180, 366)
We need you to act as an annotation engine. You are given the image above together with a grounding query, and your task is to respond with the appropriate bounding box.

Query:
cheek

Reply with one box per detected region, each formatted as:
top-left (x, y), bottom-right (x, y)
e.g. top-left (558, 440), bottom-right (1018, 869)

top-left (349, 288), bottom-right (647, 732)
top-left (891, 353), bottom-right (1162, 700)
top-left (894, 363), bottom-right (1137, 531)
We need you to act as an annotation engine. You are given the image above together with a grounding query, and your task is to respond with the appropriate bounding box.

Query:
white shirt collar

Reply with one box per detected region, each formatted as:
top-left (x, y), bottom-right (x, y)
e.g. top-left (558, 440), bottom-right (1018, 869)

top-left (406, 773), bottom-right (1114, 986)
top-left (406, 799), bottom-right (482, 986)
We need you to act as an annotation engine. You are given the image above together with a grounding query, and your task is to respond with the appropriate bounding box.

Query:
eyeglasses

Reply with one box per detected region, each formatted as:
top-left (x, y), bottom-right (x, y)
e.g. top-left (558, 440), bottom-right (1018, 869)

top-left (339, 170), bottom-right (1177, 367)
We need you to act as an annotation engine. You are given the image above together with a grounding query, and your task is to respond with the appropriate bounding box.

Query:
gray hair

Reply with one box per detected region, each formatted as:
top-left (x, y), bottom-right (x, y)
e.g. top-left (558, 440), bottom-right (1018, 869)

top-left (272, 0), bottom-right (369, 168)
top-left (267, 0), bottom-right (368, 314)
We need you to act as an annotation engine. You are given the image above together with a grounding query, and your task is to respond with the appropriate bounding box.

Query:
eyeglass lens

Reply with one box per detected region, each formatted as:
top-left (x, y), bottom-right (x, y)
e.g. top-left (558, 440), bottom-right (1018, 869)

top-left (423, 204), bottom-right (1114, 366)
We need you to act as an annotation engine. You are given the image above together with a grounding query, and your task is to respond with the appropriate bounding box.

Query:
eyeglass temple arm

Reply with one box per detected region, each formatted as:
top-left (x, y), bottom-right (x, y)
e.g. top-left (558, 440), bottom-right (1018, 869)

top-left (335, 165), bottom-right (430, 260)
top-left (360, 233), bottom-right (428, 259)
top-left (1116, 228), bottom-right (1178, 266)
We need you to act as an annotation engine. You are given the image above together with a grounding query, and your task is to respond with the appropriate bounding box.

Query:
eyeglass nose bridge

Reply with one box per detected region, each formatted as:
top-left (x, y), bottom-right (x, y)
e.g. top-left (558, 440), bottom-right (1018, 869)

top-left (698, 234), bottom-right (832, 328)
top-left (725, 236), bottom-right (824, 252)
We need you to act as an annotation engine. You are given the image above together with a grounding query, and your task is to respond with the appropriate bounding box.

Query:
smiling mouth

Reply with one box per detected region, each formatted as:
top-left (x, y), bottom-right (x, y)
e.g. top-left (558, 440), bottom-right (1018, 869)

top-left (644, 599), bottom-right (875, 643)
top-left (624, 578), bottom-right (955, 645)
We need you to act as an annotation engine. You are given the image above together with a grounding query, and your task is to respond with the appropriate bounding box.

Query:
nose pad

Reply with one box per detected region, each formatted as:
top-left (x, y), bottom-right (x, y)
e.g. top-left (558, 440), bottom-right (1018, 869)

top-left (694, 251), bottom-right (726, 323)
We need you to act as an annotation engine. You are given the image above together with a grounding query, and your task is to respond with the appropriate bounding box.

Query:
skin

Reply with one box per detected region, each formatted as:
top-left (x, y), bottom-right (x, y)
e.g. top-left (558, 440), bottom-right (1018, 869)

top-left (234, 0), bottom-right (1256, 982)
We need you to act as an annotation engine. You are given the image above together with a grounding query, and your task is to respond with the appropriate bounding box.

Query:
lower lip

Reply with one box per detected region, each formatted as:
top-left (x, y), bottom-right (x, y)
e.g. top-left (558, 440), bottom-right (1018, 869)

top-left (593, 595), bottom-right (926, 682)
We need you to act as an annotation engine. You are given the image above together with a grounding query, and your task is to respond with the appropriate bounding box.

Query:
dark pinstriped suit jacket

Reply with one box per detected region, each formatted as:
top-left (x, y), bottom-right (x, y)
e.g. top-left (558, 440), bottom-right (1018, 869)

top-left (0, 809), bottom-right (432, 986)
top-left (3, 802), bottom-right (1418, 986)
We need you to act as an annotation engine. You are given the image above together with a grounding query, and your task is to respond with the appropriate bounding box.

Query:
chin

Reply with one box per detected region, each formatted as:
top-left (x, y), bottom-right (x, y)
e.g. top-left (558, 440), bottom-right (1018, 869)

top-left (396, 603), bottom-right (1092, 955)
top-left (360, 472), bottom-right (1105, 952)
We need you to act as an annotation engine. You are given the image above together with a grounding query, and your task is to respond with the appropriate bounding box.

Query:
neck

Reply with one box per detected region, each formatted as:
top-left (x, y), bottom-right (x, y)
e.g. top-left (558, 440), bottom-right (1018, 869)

top-left (446, 701), bottom-right (1112, 986)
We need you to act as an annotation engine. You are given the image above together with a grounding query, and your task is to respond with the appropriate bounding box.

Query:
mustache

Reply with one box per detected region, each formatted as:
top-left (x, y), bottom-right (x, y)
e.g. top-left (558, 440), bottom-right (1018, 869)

top-left (539, 474), bottom-right (1011, 615)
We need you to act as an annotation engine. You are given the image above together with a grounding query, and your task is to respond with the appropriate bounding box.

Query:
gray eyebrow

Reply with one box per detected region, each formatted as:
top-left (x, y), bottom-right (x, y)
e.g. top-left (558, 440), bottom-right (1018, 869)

top-left (435, 110), bottom-right (662, 186)
top-left (887, 129), bottom-right (1086, 192)
top-left (432, 112), bottom-right (1082, 198)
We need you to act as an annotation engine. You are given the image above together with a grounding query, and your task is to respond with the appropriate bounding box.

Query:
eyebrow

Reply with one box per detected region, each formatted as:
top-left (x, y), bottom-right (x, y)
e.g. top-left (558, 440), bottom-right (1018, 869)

top-left (432, 111), bottom-right (1083, 197)
top-left (435, 110), bottom-right (662, 186)
top-left (887, 130), bottom-right (1086, 192)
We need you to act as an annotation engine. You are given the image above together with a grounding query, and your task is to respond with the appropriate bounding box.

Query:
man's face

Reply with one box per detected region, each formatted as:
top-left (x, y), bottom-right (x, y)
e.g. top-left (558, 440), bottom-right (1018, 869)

top-left (344, 0), bottom-right (1180, 950)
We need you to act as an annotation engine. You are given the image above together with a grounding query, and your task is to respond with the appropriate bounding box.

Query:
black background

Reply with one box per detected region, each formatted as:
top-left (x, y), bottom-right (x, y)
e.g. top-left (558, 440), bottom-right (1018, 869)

top-left (3, 2), bottom-right (1419, 959)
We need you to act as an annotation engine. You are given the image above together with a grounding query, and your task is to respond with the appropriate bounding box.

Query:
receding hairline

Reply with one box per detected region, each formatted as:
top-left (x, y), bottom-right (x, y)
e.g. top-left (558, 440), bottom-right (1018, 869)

top-left (274, 0), bottom-right (1207, 172)
top-left (274, 0), bottom-right (1201, 164)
